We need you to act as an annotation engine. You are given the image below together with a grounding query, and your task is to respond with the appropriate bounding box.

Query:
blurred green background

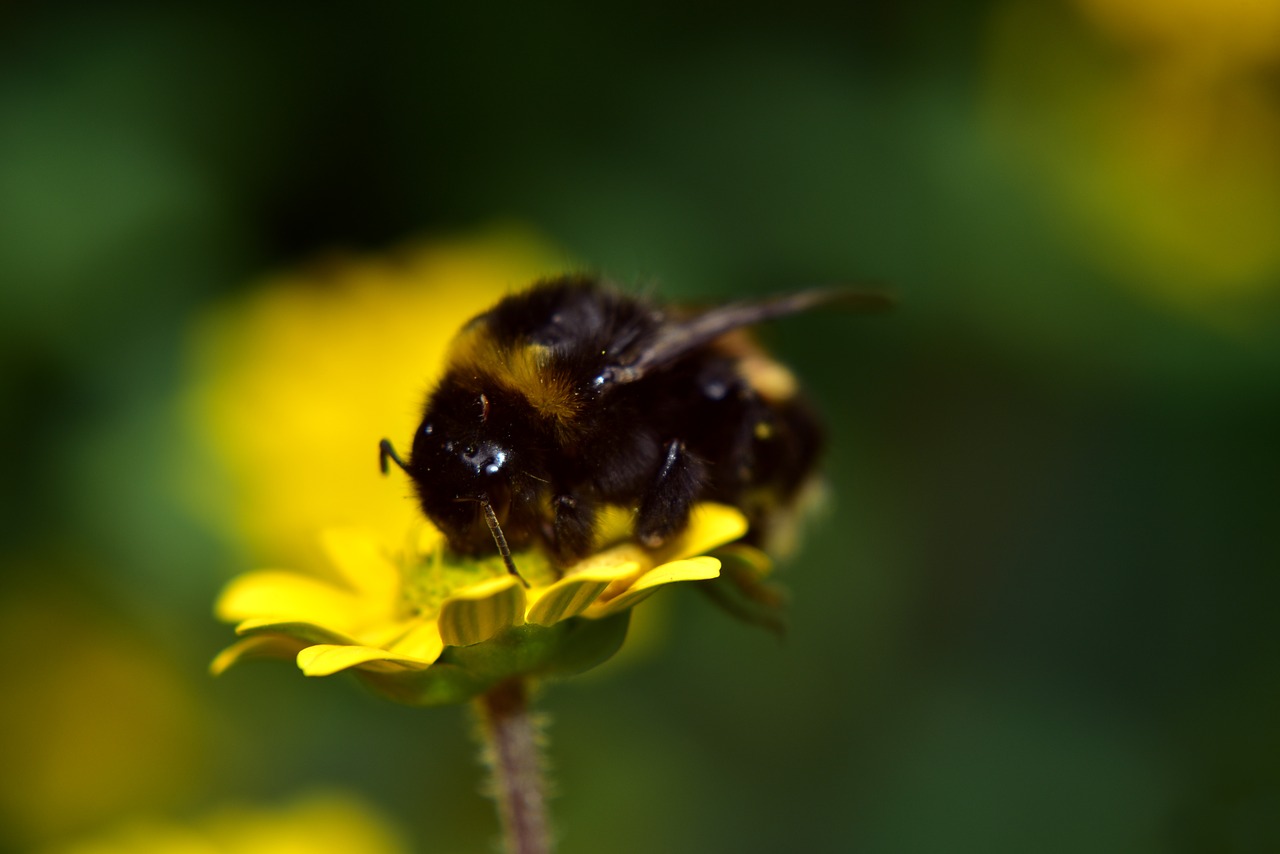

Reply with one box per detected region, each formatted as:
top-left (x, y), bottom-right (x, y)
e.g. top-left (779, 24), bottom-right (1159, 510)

top-left (3, 1), bottom-right (1279, 852)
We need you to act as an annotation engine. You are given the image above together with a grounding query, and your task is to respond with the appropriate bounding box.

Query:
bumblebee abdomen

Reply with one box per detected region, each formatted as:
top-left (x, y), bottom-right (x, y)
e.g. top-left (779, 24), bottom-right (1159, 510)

top-left (630, 342), bottom-right (824, 530)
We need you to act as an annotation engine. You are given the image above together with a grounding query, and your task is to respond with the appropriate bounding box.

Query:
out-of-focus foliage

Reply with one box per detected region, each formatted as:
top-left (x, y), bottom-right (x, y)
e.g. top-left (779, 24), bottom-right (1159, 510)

top-left (2, 1), bottom-right (1277, 852)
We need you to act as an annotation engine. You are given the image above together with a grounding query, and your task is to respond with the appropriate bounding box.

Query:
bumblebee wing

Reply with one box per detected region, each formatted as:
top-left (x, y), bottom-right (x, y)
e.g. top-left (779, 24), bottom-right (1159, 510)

top-left (599, 287), bottom-right (891, 386)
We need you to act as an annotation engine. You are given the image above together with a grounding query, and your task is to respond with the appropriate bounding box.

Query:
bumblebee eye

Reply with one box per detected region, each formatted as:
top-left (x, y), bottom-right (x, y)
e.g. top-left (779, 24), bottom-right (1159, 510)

top-left (478, 393), bottom-right (490, 422)
top-left (421, 422), bottom-right (434, 436)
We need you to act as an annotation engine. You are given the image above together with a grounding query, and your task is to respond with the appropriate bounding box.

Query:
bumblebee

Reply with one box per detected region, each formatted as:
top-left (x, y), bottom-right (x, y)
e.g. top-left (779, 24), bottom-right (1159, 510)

top-left (381, 275), bottom-right (887, 586)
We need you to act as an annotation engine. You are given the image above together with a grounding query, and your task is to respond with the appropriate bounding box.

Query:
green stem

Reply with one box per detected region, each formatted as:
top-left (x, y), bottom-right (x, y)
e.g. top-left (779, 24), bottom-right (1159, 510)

top-left (475, 679), bottom-right (551, 854)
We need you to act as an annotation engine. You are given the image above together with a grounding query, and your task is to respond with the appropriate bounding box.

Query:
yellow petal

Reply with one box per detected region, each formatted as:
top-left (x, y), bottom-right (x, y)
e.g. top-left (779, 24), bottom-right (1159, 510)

top-left (320, 528), bottom-right (400, 601)
top-left (215, 570), bottom-right (364, 631)
top-left (669, 504), bottom-right (749, 560)
top-left (234, 618), bottom-right (362, 644)
top-left (587, 556), bottom-right (721, 618)
top-left (437, 576), bottom-right (526, 646)
top-left (573, 503), bottom-right (746, 600)
top-left (234, 617), bottom-right (438, 660)
top-left (296, 643), bottom-right (436, 676)
top-left (357, 618), bottom-right (423, 649)
top-left (525, 562), bottom-right (638, 626)
top-left (388, 621), bottom-right (445, 662)
top-left (211, 634), bottom-right (309, 675)
top-left (593, 505), bottom-right (635, 542)
top-left (413, 524), bottom-right (445, 556)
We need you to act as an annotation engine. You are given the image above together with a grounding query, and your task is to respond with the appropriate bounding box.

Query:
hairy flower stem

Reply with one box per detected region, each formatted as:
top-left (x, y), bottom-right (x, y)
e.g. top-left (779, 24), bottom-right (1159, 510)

top-left (475, 679), bottom-right (551, 854)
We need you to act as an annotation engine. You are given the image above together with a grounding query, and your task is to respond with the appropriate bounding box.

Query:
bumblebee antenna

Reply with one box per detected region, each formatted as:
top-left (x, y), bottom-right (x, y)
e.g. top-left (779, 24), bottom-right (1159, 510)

top-left (479, 498), bottom-right (529, 588)
top-left (379, 439), bottom-right (408, 475)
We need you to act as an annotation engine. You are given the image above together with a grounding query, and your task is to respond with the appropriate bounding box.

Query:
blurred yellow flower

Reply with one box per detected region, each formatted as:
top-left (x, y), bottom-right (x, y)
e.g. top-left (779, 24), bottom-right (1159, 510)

top-left (0, 583), bottom-right (206, 850)
top-left (40, 791), bottom-right (407, 854)
top-left (984, 0), bottom-right (1280, 314)
top-left (1075, 0), bottom-right (1280, 69)
top-left (183, 226), bottom-right (568, 570)
top-left (213, 504), bottom-right (750, 705)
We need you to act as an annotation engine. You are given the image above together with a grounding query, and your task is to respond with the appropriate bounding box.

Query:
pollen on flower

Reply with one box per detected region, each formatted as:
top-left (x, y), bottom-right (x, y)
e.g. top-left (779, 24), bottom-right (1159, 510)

top-left (395, 544), bottom-right (557, 620)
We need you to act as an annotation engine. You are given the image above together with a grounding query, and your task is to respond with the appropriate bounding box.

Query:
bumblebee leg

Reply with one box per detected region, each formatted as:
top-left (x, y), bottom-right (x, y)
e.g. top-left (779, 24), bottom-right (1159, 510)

top-left (636, 439), bottom-right (705, 548)
top-left (549, 493), bottom-right (597, 566)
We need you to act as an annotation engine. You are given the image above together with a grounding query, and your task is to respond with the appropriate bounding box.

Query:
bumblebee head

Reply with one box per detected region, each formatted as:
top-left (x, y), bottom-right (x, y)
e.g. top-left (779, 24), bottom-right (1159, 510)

top-left (408, 400), bottom-right (504, 537)
top-left (381, 382), bottom-right (547, 571)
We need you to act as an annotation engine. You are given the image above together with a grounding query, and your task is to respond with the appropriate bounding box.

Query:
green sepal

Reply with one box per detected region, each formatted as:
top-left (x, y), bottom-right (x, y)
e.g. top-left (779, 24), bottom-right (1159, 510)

top-left (696, 546), bottom-right (789, 638)
top-left (354, 611), bottom-right (631, 707)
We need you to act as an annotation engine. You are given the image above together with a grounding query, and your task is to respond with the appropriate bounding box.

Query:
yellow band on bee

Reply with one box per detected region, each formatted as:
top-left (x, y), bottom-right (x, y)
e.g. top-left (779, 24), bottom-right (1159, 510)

top-left (446, 323), bottom-right (583, 426)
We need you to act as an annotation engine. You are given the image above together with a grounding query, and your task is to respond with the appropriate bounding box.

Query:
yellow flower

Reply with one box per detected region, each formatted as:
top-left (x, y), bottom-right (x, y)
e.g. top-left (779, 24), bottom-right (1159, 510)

top-left (984, 1), bottom-right (1280, 314)
top-left (0, 585), bottom-right (207, 849)
top-left (182, 226), bottom-right (566, 570)
top-left (213, 505), bottom-right (753, 705)
top-left (40, 791), bottom-right (407, 854)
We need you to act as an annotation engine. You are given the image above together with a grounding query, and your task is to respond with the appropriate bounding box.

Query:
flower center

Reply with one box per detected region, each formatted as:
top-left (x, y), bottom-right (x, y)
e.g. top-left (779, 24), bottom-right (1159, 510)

top-left (397, 549), bottom-right (499, 620)
top-left (395, 547), bottom-right (558, 619)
